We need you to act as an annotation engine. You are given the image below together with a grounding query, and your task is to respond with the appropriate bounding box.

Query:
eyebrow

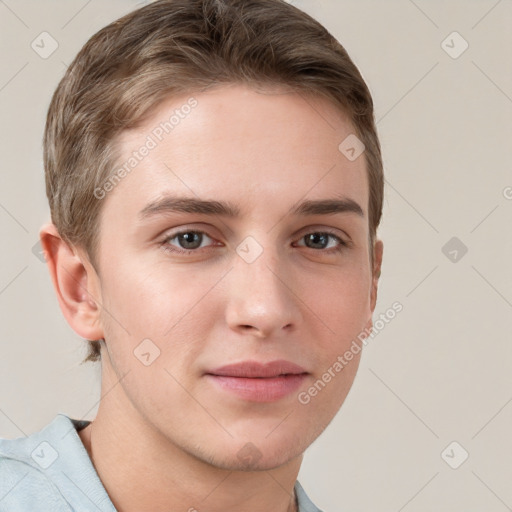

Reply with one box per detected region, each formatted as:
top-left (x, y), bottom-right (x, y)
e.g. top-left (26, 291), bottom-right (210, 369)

top-left (138, 195), bottom-right (364, 220)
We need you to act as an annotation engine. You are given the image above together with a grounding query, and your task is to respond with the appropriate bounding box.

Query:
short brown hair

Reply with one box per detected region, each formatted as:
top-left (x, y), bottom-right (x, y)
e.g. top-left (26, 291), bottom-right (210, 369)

top-left (43, 0), bottom-right (384, 364)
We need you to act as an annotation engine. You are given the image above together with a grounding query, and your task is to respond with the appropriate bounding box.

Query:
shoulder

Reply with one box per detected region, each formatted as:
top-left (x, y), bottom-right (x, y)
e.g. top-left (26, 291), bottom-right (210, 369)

top-left (0, 414), bottom-right (88, 512)
top-left (0, 452), bottom-right (72, 511)
top-left (295, 480), bottom-right (325, 512)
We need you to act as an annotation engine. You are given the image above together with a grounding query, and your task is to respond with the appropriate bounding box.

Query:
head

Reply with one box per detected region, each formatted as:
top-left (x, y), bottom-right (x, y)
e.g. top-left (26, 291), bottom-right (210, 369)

top-left (41, 0), bottom-right (384, 470)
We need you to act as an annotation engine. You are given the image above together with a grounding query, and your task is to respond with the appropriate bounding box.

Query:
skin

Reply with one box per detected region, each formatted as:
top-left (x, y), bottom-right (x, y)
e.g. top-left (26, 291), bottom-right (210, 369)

top-left (41, 83), bottom-right (383, 512)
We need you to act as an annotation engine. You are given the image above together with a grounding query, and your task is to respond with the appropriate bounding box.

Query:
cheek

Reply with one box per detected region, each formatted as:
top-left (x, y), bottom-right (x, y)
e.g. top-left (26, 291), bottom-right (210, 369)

top-left (100, 262), bottom-right (198, 328)
top-left (98, 249), bottom-right (371, 361)
top-left (98, 263), bottom-right (219, 366)
top-left (302, 264), bottom-right (372, 342)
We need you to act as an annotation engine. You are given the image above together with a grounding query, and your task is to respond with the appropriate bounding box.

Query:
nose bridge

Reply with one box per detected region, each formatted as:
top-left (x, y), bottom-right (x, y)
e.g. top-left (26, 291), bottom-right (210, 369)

top-left (225, 234), bottom-right (299, 336)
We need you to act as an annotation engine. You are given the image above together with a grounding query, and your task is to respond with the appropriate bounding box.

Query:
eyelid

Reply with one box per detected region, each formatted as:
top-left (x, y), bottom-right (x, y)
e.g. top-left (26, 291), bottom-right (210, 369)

top-left (159, 222), bottom-right (218, 240)
top-left (295, 224), bottom-right (350, 241)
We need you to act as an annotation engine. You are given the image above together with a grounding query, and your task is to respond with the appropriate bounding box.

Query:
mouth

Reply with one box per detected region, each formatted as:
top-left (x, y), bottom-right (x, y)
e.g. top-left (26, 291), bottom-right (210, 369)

top-left (205, 360), bottom-right (309, 402)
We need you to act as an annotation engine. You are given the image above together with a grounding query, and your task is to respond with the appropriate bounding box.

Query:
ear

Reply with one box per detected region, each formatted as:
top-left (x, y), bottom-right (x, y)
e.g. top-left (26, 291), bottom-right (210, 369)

top-left (370, 239), bottom-right (384, 312)
top-left (363, 238), bottom-right (384, 334)
top-left (39, 222), bottom-right (104, 341)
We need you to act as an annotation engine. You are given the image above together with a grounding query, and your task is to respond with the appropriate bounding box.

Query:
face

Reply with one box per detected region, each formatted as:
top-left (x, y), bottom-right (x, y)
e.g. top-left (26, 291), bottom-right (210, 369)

top-left (90, 83), bottom-right (380, 470)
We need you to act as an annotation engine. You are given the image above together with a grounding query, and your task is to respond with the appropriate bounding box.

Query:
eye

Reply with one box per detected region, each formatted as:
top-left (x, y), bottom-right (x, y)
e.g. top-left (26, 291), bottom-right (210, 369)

top-left (295, 230), bottom-right (348, 253)
top-left (159, 227), bottom-right (349, 256)
top-left (161, 230), bottom-right (218, 254)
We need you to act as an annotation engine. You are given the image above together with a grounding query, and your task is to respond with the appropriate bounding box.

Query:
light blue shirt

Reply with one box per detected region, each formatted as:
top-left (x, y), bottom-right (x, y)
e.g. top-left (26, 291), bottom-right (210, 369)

top-left (0, 413), bottom-right (322, 511)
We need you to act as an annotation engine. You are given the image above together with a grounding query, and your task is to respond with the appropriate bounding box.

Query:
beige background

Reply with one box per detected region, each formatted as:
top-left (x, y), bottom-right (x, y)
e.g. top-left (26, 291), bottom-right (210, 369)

top-left (1, 1), bottom-right (511, 510)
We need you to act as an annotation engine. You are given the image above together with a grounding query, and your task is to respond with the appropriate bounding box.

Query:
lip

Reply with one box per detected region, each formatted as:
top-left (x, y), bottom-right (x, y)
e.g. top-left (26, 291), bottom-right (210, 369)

top-left (208, 360), bottom-right (307, 378)
top-left (205, 360), bottom-right (309, 402)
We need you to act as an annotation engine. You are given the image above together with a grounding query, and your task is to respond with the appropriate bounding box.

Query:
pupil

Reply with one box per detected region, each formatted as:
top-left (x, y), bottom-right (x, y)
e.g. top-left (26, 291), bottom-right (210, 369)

top-left (308, 233), bottom-right (327, 249)
top-left (180, 232), bottom-right (201, 249)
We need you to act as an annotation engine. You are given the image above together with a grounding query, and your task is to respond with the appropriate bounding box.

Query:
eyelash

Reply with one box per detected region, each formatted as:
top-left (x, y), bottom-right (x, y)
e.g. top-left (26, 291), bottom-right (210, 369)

top-left (159, 228), bottom-right (349, 255)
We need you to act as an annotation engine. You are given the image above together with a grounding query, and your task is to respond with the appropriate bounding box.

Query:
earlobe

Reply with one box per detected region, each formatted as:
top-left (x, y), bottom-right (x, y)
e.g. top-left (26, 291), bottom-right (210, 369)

top-left (39, 223), bottom-right (104, 341)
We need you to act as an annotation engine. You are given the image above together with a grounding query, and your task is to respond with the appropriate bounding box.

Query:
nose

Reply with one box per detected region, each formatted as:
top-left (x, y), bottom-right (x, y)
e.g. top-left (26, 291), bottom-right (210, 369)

top-left (224, 244), bottom-right (301, 339)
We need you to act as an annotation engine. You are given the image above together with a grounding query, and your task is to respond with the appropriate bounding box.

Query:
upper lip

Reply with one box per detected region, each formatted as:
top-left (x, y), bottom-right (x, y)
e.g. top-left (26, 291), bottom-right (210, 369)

top-left (207, 360), bottom-right (308, 378)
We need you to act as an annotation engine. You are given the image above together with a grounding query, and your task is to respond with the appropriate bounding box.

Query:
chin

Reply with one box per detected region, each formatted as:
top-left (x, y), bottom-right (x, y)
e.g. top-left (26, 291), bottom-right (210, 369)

top-left (210, 448), bottom-right (302, 472)
top-left (193, 431), bottom-right (309, 472)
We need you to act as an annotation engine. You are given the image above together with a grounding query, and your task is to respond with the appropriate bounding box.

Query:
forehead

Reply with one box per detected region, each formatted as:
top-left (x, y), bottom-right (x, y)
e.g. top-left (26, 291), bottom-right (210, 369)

top-left (105, 84), bottom-right (369, 223)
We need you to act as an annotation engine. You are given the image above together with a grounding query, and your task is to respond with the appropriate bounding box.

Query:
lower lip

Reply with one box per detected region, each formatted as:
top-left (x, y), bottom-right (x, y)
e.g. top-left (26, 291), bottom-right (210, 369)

top-left (206, 374), bottom-right (308, 402)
